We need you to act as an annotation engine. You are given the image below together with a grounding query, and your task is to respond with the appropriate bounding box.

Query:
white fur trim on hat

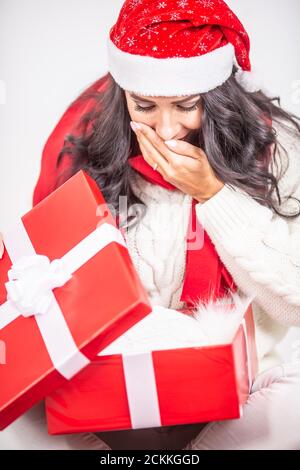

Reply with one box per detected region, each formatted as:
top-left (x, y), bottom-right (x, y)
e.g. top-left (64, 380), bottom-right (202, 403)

top-left (107, 38), bottom-right (236, 96)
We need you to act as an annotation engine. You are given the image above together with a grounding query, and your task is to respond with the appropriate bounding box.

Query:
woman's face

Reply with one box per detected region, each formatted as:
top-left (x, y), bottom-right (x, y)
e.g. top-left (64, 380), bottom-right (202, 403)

top-left (125, 91), bottom-right (203, 142)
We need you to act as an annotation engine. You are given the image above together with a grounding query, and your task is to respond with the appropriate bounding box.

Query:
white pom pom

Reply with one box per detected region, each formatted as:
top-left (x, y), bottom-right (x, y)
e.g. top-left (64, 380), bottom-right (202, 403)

top-left (235, 68), bottom-right (263, 93)
top-left (191, 290), bottom-right (255, 344)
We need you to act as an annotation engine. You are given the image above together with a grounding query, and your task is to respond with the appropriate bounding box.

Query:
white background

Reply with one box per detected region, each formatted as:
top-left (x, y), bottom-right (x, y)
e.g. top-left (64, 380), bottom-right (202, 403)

top-left (0, 0), bottom-right (300, 387)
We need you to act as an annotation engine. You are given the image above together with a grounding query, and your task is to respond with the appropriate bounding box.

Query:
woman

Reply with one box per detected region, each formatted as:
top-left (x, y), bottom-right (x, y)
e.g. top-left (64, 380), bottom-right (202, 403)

top-left (2, 0), bottom-right (300, 450)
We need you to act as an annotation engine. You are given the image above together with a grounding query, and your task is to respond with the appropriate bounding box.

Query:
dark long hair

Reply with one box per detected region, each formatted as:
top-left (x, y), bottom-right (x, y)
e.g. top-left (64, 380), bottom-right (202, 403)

top-left (56, 67), bottom-right (300, 228)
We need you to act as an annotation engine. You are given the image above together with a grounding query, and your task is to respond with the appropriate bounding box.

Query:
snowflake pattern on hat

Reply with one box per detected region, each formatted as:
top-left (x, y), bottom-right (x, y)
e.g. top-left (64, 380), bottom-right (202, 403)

top-left (107, 0), bottom-right (262, 95)
top-left (110, 0), bottom-right (251, 70)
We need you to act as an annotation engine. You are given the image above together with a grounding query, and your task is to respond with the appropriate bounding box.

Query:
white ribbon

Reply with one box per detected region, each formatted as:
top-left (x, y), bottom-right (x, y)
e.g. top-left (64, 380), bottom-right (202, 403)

top-left (242, 318), bottom-right (253, 393)
top-left (5, 255), bottom-right (72, 317)
top-left (122, 352), bottom-right (161, 429)
top-left (0, 219), bottom-right (126, 379)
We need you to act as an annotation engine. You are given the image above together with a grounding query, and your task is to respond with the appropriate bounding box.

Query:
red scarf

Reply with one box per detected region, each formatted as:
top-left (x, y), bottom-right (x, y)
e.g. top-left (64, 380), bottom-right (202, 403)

top-left (127, 154), bottom-right (237, 308)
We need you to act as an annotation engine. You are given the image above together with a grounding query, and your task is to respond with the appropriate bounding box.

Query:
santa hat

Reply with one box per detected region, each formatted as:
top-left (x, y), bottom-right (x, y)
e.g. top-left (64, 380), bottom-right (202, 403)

top-left (106, 0), bottom-right (263, 96)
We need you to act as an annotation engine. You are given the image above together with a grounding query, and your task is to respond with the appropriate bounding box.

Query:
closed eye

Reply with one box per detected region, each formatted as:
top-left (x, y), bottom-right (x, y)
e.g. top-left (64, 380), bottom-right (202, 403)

top-left (133, 103), bottom-right (200, 113)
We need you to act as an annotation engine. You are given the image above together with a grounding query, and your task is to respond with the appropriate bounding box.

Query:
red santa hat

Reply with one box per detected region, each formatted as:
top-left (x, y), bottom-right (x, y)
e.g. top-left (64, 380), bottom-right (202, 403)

top-left (107, 0), bottom-right (263, 96)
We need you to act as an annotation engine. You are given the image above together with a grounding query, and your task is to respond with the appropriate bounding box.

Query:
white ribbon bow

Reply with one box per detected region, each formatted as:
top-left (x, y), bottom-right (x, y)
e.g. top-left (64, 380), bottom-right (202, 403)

top-left (5, 254), bottom-right (72, 317)
top-left (0, 219), bottom-right (127, 379)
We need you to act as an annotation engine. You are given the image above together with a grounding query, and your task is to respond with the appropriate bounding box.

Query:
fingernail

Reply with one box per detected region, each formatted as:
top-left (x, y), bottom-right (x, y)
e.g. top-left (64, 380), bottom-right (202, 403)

top-left (165, 140), bottom-right (177, 148)
top-left (130, 121), bottom-right (141, 131)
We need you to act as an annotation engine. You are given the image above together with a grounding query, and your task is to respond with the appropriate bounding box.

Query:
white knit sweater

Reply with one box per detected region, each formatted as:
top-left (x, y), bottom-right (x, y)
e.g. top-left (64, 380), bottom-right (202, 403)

top-left (123, 120), bottom-right (300, 374)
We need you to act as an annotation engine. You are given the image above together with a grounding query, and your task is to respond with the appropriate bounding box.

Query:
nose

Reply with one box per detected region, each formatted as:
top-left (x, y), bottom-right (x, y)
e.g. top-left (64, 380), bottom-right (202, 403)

top-left (154, 112), bottom-right (182, 141)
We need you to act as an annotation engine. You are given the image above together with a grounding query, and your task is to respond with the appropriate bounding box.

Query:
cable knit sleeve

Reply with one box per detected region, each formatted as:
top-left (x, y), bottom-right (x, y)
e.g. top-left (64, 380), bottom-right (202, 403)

top-left (195, 123), bottom-right (300, 327)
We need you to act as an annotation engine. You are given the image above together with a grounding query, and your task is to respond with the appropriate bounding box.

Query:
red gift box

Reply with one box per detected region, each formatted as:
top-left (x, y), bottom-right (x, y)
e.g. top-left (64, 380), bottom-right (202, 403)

top-left (0, 170), bottom-right (152, 430)
top-left (45, 302), bottom-right (258, 434)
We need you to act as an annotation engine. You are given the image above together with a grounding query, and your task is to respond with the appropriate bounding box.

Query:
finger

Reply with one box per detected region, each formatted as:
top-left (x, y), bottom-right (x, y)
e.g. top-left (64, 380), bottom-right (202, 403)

top-left (136, 122), bottom-right (205, 164)
top-left (138, 139), bottom-right (154, 167)
top-left (136, 133), bottom-right (170, 175)
top-left (164, 139), bottom-right (206, 161)
top-left (138, 139), bottom-right (164, 176)
top-left (134, 122), bottom-right (181, 166)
